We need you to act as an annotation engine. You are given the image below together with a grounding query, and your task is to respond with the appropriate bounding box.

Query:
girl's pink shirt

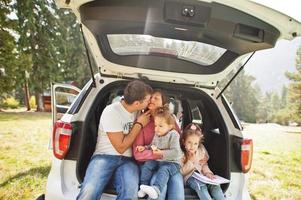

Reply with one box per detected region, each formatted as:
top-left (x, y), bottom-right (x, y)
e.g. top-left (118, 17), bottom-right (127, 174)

top-left (132, 117), bottom-right (181, 162)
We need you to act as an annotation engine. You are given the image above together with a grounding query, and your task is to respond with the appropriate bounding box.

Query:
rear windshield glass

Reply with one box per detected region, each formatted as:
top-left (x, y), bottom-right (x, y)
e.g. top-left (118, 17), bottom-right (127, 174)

top-left (107, 34), bottom-right (226, 66)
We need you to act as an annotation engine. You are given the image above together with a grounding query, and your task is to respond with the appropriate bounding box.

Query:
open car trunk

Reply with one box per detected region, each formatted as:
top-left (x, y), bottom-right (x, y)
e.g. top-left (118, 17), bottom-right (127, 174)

top-left (71, 0), bottom-right (301, 88)
top-left (75, 80), bottom-right (231, 198)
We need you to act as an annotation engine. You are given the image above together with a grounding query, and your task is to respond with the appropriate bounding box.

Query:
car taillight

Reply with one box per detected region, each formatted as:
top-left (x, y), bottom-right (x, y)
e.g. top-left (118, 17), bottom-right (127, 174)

top-left (241, 138), bottom-right (253, 173)
top-left (53, 121), bottom-right (72, 159)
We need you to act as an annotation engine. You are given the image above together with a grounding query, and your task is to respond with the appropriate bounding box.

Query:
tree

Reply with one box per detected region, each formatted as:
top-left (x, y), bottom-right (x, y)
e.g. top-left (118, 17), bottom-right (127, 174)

top-left (222, 69), bottom-right (260, 123)
top-left (0, 0), bottom-right (18, 101)
top-left (54, 9), bottom-right (90, 88)
top-left (274, 86), bottom-right (290, 125)
top-left (285, 46), bottom-right (301, 123)
top-left (262, 46), bottom-right (301, 125)
top-left (280, 85), bottom-right (288, 109)
top-left (14, 0), bottom-right (90, 111)
top-left (259, 91), bottom-right (282, 124)
top-left (256, 92), bottom-right (271, 123)
top-left (15, 0), bottom-right (60, 110)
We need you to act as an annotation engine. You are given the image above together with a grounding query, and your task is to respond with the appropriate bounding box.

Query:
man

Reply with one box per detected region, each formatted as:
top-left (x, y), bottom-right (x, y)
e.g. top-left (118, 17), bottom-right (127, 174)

top-left (77, 80), bottom-right (152, 200)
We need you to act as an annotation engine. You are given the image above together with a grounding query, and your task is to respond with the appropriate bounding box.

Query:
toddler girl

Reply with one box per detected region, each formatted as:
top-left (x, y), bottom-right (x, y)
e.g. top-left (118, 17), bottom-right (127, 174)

top-left (136, 106), bottom-right (182, 199)
top-left (180, 123), bottom-right (225, 200)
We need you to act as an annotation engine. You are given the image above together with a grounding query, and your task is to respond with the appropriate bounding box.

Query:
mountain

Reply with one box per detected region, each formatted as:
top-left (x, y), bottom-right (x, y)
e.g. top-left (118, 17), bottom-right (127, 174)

top-left (244, 37), bottom-right (301, 94)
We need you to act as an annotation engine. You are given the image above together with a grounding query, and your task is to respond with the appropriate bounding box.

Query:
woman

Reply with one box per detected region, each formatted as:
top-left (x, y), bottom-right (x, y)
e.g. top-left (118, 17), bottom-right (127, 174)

top-left (133, 89), bottom-right (184, 200)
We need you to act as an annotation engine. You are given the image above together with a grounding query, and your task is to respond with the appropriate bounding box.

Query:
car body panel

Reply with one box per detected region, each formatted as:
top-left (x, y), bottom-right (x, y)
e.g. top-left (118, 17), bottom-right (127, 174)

top-left (225, 172), bottom-right (250, 200)
top-left (56, 0), bottom-right (301, 40)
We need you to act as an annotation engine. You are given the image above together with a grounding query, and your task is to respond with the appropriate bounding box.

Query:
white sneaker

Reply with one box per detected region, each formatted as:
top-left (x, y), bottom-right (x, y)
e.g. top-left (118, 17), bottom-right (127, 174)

top-left (137, 189), bottom-right (146, 198)
top-left (140, 185), bottom-right (159, 199)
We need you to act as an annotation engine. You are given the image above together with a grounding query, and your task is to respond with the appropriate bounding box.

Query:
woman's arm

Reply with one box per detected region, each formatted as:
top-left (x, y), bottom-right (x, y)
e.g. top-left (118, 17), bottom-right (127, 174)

top-left (132, 129), bottom-right (161, 161)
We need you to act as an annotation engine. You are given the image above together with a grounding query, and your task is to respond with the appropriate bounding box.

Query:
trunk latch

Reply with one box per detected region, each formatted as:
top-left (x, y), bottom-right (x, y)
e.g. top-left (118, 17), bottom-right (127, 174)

top-left (182, 5), bottom-right (195, 17)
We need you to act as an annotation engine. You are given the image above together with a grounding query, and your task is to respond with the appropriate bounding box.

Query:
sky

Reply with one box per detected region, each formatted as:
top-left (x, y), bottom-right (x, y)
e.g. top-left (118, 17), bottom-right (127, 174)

top-left (245, 0), bottom-right (301, 93)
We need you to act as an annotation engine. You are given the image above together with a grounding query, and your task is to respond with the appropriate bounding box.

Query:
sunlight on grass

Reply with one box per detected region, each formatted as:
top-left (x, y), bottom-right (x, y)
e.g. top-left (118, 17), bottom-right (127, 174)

top-left (0, 113), bottom-right (300, 199)
top-left (0, 112), bottom-right (52, 200)
top-left (244, 124), bottom-right (301, 200)
top-left (0, 112), bottom-right (51, 121)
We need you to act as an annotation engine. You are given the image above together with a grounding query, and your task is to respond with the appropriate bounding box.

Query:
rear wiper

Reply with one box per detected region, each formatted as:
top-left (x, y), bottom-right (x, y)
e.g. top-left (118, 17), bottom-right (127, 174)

top-left (216, 51), bottom-right (256, 99)
top-left (80, 24), bottom-right (96, 87)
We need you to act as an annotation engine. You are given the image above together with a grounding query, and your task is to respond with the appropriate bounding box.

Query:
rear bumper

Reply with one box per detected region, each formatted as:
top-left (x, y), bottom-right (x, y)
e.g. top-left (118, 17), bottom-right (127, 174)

top-left (45, 159), bottom-right (72, 200)
top-left (45, 158), bottom-right (249, 200)
top-left (225, 172), bottom-right (250, 200)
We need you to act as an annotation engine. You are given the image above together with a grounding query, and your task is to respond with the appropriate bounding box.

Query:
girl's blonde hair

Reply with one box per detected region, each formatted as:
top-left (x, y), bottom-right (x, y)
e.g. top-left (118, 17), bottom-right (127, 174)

top-left (153, 105), bottom-right (175, 127)
top-left (181, 123), bottom-right (204, 163)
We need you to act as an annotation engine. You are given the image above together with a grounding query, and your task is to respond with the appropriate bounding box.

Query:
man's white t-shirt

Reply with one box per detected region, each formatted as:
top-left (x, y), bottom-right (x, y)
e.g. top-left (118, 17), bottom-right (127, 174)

top-left (93, 101), bottom-right (136, 157)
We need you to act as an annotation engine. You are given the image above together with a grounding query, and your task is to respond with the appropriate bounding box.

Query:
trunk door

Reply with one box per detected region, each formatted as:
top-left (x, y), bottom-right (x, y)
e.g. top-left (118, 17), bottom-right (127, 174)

top-left (56, 0), bottom-right (301, 87)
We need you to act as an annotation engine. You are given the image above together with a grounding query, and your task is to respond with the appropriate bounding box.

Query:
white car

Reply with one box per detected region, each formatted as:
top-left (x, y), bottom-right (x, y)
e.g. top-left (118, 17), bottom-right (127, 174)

top-left (39, 0), bottom-right (301, 199)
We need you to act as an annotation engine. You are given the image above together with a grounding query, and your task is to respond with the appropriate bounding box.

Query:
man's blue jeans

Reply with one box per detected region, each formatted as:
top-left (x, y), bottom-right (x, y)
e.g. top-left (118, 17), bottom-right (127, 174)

top-left (187, 176), bottom-right (225, 200)
top-left (140, 160), bottom-right (180, 195)
top-left (77, 154), bottom-right (139, 200)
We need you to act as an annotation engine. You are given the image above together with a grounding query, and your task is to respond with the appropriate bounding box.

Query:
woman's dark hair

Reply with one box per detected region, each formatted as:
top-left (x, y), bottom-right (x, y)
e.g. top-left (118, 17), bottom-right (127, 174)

top-left (180, 123), bottom-right (204, 157)
top-left (152, 89), bottom-right (168, 106)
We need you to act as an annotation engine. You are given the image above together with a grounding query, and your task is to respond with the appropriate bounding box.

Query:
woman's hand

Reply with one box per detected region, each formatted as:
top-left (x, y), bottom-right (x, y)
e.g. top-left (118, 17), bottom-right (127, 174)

top-left (136, 146), bottom-right (145, 152)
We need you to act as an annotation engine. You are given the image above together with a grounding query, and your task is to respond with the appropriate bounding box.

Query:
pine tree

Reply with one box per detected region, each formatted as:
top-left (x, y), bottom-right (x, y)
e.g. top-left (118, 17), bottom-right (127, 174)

top-left (0, 0), bottom-right (18, 101)
top-left (53, 8), bottom-right (90, 87)
top-left (14, 0), bottom-right (91, 110)
top-left (285, 46), bottom-right (301, 123)
top-left (15, 0), bottom-right (60, 110)
top-left (280, 86), bottom-right (288, 109)
top-left (222, 69), bottom-right (260, 123)
top-left (256, 92), bottom-right (270, 123)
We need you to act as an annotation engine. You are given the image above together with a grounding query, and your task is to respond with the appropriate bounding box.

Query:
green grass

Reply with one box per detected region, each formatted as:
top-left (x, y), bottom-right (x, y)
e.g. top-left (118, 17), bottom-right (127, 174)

top-left (0, 112), bottom-right (51, 121)
top-left (0, 112), bottom-right (52, 200)
top-left (243, 124), bottom-right (301, 200)
top-left (0, 113), bottom-right (300, 199)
